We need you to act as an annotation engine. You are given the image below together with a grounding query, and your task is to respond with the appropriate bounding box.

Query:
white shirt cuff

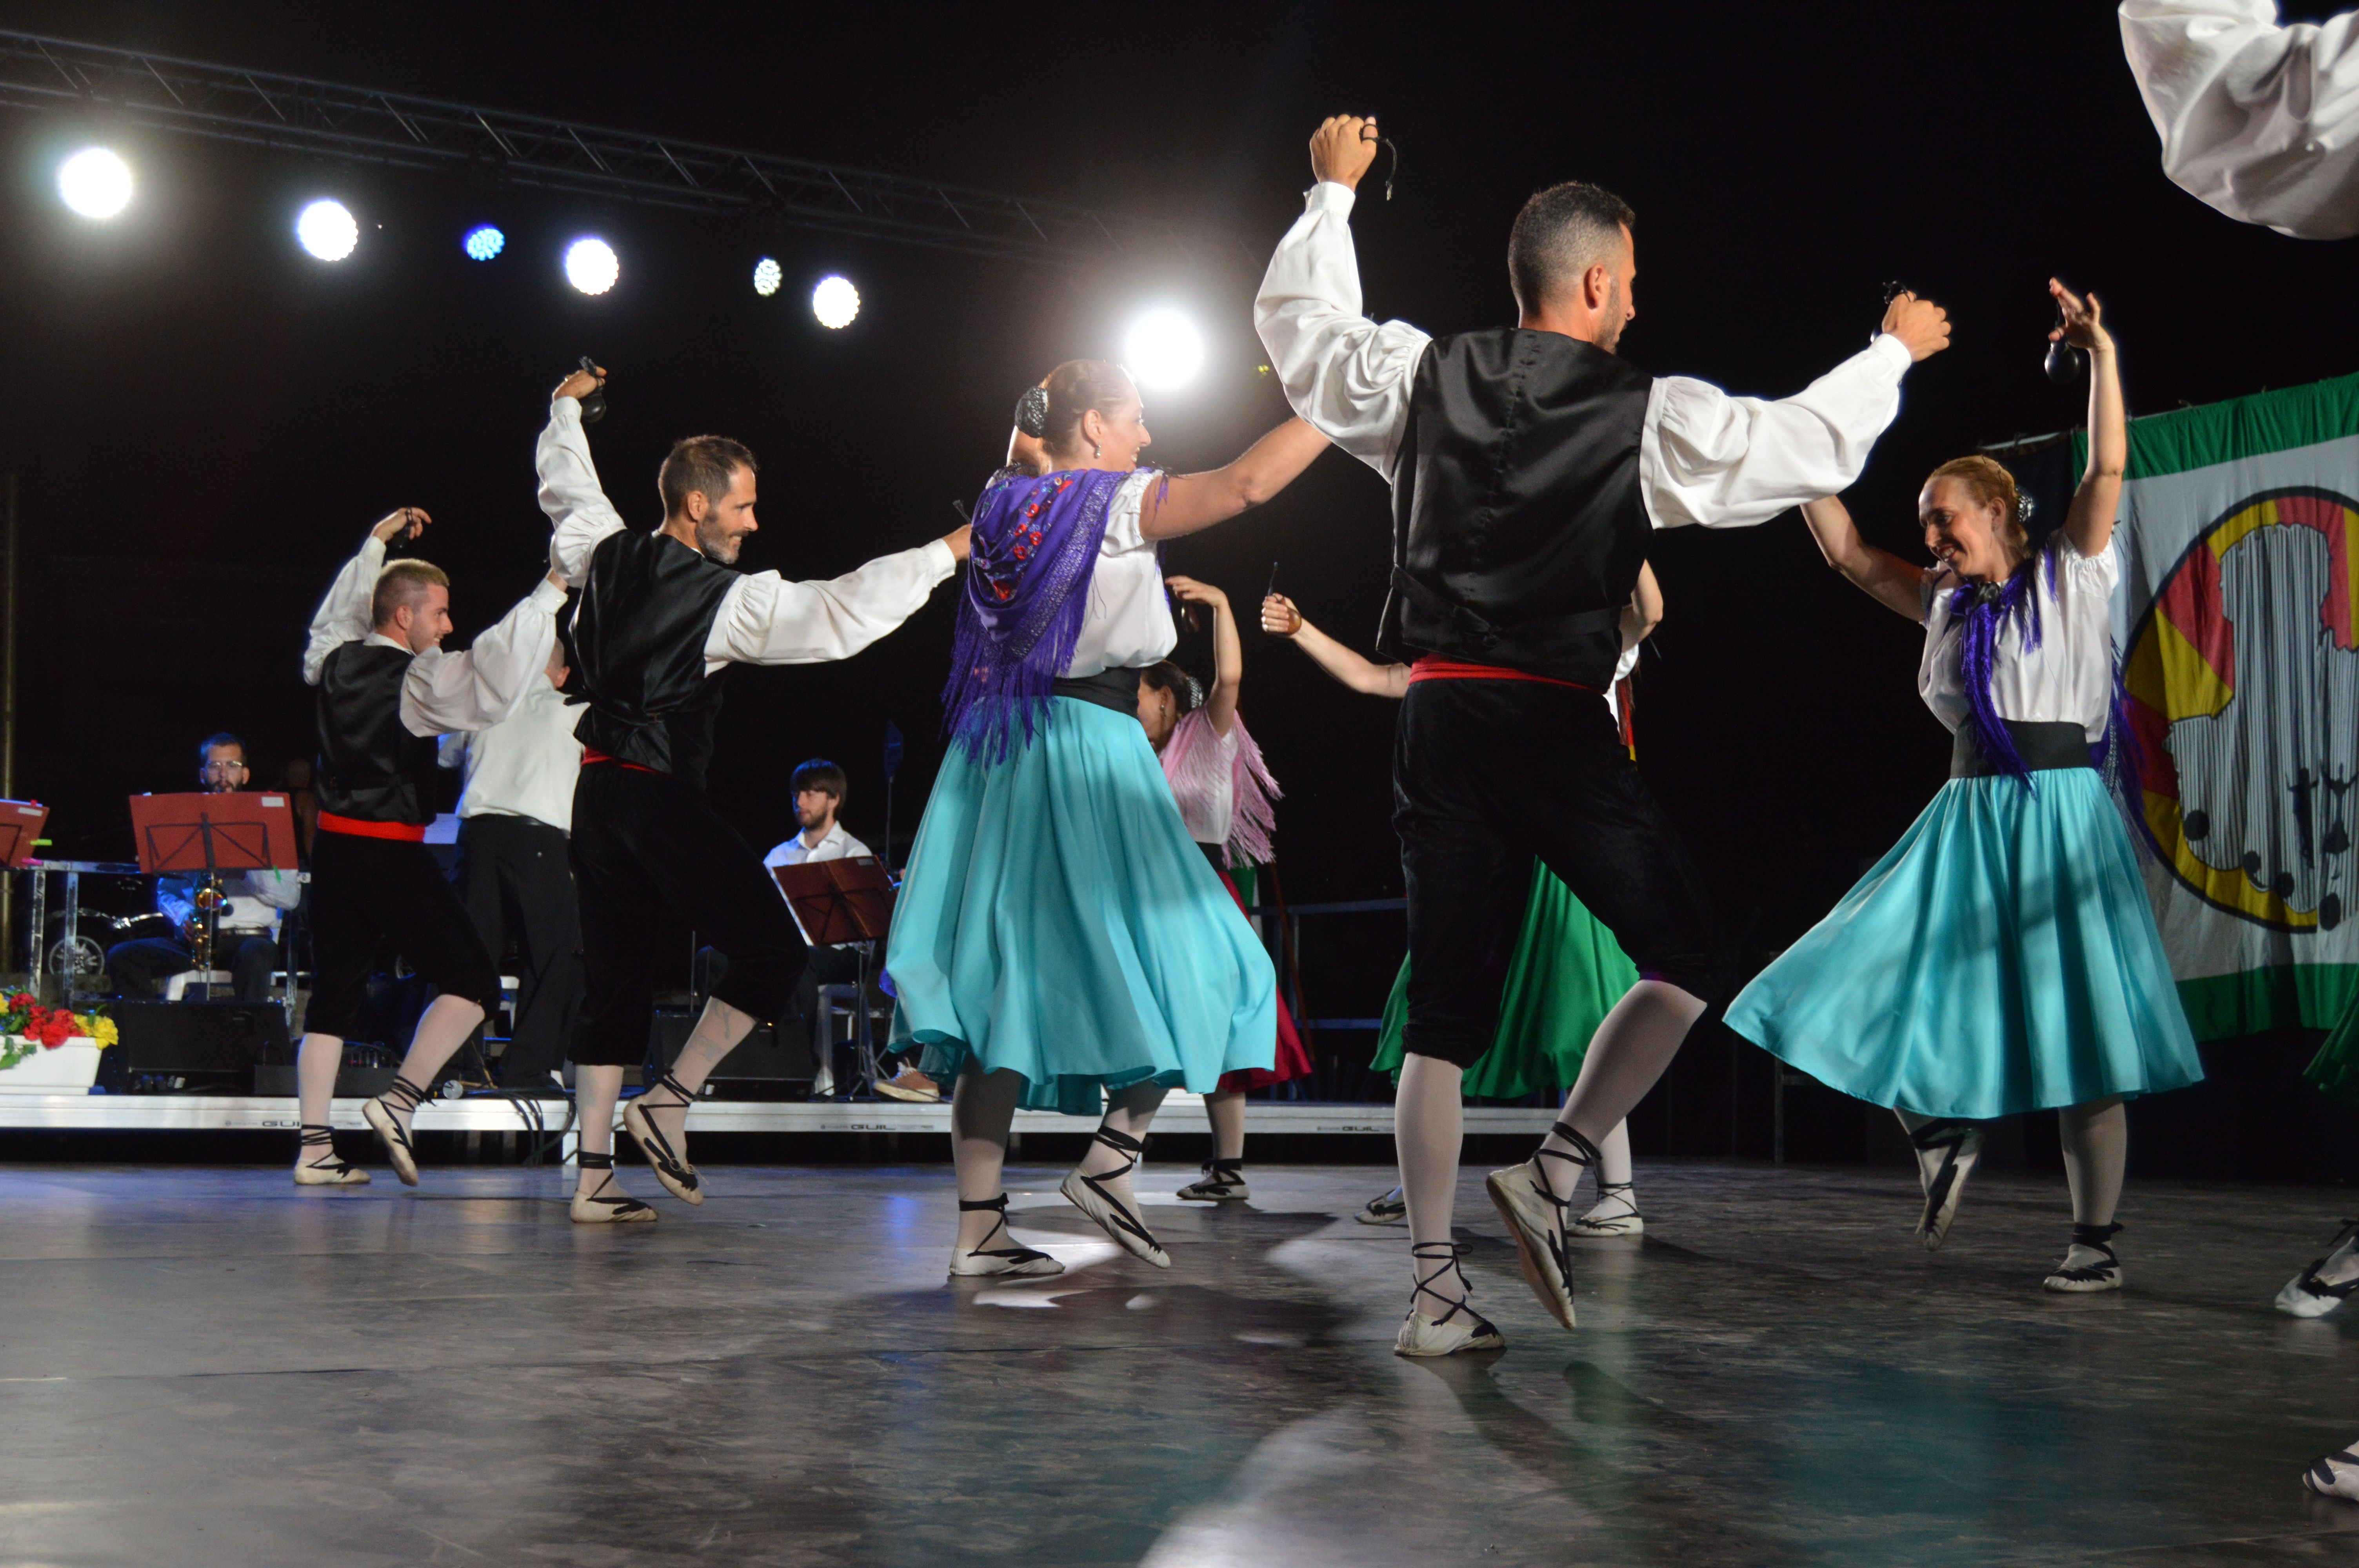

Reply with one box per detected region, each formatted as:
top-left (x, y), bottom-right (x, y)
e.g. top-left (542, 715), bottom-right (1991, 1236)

top-left (527, 575), bottom-right (569, 613)
top-left (1869, 333), bottom-right (1914, 375)
top-left (1305, 180), bottom-right (1358, 218)
top-left (921, 537), bottom-right (958, 580)
top-left (550, 394), bottom-right (581, 418)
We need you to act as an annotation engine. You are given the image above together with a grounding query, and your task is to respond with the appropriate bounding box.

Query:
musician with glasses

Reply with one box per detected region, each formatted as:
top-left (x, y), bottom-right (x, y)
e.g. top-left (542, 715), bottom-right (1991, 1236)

top-left (106, 732), bottom-right (301, 1003)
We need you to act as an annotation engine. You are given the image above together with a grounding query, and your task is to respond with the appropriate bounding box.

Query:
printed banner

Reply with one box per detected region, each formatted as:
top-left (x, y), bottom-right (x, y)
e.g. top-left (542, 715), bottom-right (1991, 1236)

top-left (2097, 373), bottom-right (2359, 1040)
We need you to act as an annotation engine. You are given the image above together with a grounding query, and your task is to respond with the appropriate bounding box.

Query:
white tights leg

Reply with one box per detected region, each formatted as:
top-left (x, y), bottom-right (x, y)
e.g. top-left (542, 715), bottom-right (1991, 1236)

top-left (384, 995), bottom-right (487, 1132)
top-left (1396, 1053), bottom-right (1466, 1309)
top-left (2059, 1096), bottom-right (2126, 1229)
top-left (641, 996), bottom-right (753, 1166)
top-left (1539, 981), bottom-right (1707, 1201)
top-left (952, 1069), bottom-right (1025, 1250)
top-left (574, 1065), bottom-right (624, 1196)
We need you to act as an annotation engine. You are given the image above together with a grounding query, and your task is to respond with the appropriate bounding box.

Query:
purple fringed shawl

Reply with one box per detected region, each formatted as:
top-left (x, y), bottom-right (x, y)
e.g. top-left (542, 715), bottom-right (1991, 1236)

top-left (942, 466), bottom-right (1136, 762)
top-left (1945, 540), bottom-right (2140, 798)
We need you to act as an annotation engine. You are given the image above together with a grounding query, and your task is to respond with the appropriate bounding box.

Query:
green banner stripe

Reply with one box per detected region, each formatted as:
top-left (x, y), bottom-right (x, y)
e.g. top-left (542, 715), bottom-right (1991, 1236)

top-left (2091, 371), bottom-right (2359, 481)
top-left (2177, 962), bottom-right (2359, 1042)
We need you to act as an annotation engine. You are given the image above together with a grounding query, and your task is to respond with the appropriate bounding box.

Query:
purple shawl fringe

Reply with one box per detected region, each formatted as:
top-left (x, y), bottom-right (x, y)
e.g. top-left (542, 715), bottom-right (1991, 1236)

top-left (1948, 541), bottom-right (2140, 803)
top-left (941, 466), bottom-right (1136, 763)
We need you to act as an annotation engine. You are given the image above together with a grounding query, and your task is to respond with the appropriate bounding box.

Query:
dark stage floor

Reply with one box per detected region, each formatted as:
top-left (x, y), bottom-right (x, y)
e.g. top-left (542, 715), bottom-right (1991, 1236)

top-left (7, 1158), bottom-right (2359, 1566)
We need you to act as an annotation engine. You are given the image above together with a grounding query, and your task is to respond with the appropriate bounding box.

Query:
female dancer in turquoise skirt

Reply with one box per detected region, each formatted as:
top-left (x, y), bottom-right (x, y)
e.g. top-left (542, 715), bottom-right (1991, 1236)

top-left (1259, 581), bottom-right (1658, 1238)
top-left (888, 363), bottom-right (1328, 1278)
top-left (1725, 283), bottom-right (2202, 1293)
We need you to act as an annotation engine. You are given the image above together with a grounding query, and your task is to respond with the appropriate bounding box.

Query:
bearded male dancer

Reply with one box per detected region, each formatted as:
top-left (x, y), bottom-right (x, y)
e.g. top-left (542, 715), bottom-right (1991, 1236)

top-left (294, 508), bottom-right (565, 1186)
top-left (1255, 115), bottom-right (1952, 1353)
top-left (536, 365), bottom-right (970, 1220)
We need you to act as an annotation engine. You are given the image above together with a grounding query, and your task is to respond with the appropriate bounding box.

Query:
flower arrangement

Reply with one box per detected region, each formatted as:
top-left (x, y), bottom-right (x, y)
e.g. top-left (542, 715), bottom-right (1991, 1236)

top-left (0, 989), bottom-right (114, 1073)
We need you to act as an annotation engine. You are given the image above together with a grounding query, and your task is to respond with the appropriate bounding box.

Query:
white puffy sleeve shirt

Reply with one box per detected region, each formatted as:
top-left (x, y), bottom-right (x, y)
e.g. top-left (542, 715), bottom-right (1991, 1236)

top-left (537, 396), bottom-right (957, 675)
top-left (1918, 541), bottom-right (2123, 744)
top-left (1059, 468), bottom-right (1176, 679)
top-left (2121, 0), bottom-right (2359, 238)
top-left (1252, 181), bottom-right (1915, 528)
top-left (300, 530), bottom-right (564, 737)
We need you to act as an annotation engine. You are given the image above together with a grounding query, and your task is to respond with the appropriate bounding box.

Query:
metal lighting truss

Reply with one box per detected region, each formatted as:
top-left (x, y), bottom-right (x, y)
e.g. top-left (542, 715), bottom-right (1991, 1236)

top-left (0, 30), bottom-right (1246, 269)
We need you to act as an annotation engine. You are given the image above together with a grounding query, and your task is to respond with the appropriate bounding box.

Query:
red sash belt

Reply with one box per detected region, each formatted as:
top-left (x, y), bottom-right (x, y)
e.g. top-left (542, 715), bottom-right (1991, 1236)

top-left (317, 811), bottom-right (427, 842)
top-left (581, 748), bottom-right (660, 773)
top-left (1405, 655), bottom-right (1596, 693)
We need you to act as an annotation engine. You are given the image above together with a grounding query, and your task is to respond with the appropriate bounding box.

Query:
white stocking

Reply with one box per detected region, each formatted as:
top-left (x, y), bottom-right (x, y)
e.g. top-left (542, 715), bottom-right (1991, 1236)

top-left (2059, 1096), bottom-right (2126, 1229)
top-left (575, 1065), bottom-right (623, 1194)
top-left (1540, 981), bottom-right (1706, 1200)
top-left (952, 1068), bottom-right (1024, 1250)
top-left (1396, 1053), bottom-right (1466, 1309)
top-left (385, 995), bottom-right (487, 1129)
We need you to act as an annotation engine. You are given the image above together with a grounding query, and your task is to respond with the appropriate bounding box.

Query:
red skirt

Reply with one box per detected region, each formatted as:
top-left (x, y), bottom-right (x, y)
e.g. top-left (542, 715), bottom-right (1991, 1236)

top-left (1215, 866), bottom-right (1312, 1091)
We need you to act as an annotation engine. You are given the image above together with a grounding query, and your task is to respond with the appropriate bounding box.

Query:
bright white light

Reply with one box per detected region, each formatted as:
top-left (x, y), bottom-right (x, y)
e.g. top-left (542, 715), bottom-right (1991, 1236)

top-left (296, 199), bottom-right (358, 261)
top-left (463, 224), bottom-right (505, 261)
top-left (753, 256), bottom-right (782, 297)
top-left (565, 236), bottom-right (619, 295)
top-left (1125, 310), bottom-right (1205, 388)
top-left (57, 147), bottom-right (133, 218)
top-left (812, 273), bottom-right (859, 329)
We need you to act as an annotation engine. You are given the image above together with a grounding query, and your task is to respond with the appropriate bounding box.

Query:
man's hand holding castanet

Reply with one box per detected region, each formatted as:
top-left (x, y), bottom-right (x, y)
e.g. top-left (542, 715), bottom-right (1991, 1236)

top-left (1309, 115), bottom-right (1382, 192)
top-left (555, 363), bottom-right (607, 403)
top-left (372, 506), bottom-right (430, 545)
top-left (1880, 291), bottom-right (1952, 363)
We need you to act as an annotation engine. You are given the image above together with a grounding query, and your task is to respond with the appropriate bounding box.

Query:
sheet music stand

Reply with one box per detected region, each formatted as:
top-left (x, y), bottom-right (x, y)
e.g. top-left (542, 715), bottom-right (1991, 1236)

top-left (129, 793), bottom-right (300, 1004)
top-left (772, 857), bottom-right (896, 1093)
top-left (0, 800), bottom-right (48, 868)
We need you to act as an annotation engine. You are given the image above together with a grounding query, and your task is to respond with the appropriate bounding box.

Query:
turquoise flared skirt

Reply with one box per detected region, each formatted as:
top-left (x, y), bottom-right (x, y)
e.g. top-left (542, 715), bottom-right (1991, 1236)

top-left (885, 696), bottom-right (1278, 1115)
top-left (1725, 769), bottom-right (2203, 1120)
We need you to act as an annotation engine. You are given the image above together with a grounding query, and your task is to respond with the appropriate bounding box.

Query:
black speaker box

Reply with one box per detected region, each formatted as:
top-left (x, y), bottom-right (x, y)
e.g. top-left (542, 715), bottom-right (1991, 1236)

top-left (110, 1000), bottom-right (291, 1088)
top-left (251, 1064), bottom-right (400, 1099)
top-left (647, 1009), bottom-right (814, 1091)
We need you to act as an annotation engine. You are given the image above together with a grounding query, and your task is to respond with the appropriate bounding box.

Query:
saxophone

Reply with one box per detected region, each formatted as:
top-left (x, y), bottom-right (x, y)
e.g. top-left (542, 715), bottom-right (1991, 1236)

top-left (190, 876), bottom-right (226, 973)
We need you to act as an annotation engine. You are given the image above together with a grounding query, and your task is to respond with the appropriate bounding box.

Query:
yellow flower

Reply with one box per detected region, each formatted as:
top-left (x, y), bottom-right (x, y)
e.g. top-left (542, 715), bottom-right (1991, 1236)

top-left (83, 1015), bottom-right (118, 1049)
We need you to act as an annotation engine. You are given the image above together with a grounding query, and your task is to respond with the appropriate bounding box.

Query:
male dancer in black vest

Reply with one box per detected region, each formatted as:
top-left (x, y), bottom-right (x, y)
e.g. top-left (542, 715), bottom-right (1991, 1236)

top-left (538, 366), bottom-right (969, 1220)
top-left (1257, 116), bottom-right (1952, 1354)
top-left (294, 507), bottom-right (567, 1187)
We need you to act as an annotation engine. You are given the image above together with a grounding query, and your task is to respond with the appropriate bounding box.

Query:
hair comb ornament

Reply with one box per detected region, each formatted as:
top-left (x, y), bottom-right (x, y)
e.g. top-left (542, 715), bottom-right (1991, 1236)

top-left (2016, 493), bottom-right (2037, 525)
top-left (1013, 386), bottom-right (1049, 440)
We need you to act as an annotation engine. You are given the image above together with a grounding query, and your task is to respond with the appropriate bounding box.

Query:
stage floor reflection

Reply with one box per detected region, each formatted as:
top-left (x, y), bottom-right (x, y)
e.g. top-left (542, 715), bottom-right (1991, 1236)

top-left (3, 1158), bottom-right (2358, 1566)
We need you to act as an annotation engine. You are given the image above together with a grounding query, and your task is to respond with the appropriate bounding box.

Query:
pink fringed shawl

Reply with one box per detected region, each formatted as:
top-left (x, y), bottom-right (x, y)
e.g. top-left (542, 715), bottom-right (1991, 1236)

top-left (1160, 707), bottom-right (1281, 866)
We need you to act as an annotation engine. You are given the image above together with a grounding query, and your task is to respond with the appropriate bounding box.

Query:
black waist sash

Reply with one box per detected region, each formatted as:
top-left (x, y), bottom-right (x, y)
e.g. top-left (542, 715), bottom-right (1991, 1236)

top-left (1051, 666), bottom-right (1141, 715)
top-left (1950, 720), bottom-right (2094, 779)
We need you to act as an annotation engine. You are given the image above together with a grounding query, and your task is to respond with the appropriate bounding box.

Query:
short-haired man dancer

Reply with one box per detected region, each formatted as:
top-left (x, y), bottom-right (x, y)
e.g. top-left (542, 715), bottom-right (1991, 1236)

top-left (294, 507), bottom-right (566, 1186)
top-left (537, 365), bottom-right (970, 1220)
top-left (1256, 116), bottom-right (1951, 1353)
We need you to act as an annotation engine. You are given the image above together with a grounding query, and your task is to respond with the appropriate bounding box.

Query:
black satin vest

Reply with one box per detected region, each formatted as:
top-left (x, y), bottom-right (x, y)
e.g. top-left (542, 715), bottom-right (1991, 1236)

top-left (569, 529), bottom-right (739, 787)
top-left (315, 642), bottom-right (441, 824)
top-left (1379, 329), bottom-right (1655, 688)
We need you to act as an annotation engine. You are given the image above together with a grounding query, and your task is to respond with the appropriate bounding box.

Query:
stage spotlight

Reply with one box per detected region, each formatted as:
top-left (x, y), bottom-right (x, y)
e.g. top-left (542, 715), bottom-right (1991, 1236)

top-left (812, 273), bottom-right (860, 329)
top-left (565, 236), bottom-right (619, 296)
top-left (296, 199), bottom-right (358, 261)
top-left (1125, 310), bottom-right (1204, 389)
top-left (463, 225), bottom-right (506, 261)
top-left (57, 147), bottom-right (132, 218)
top-left (753, 257), bottom-right (782, 297)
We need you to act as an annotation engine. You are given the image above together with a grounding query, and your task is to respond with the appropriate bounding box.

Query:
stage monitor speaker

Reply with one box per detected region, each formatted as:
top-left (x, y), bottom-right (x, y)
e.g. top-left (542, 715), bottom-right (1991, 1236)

top-left (111, 1000), bottom-right (291, 1089)
top-left (252, 1064), bottom-right (399, 1100)
top-left (648, 1009), bottom-right (813, 1095)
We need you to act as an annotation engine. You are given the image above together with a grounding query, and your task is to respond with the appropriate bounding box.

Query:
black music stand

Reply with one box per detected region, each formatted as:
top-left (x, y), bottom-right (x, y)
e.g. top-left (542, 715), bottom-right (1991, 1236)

top-left (129, 793), bottom-right (299, 1002)
top-left (772, 857), bottom-right (896, 1094)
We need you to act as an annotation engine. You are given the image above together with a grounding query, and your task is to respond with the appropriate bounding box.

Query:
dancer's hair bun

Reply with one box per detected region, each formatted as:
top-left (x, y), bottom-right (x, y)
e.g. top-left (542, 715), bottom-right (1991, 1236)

top-left (1012, 386), bottom-right (1049, 440)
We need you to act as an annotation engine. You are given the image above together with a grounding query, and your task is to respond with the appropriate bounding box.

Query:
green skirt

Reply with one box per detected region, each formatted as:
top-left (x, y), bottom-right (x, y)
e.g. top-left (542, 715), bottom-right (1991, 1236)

top-left (2305, 984), bottom-right (2359, 1107)
top-left (1371, 862), bottom-right (1639, 1099)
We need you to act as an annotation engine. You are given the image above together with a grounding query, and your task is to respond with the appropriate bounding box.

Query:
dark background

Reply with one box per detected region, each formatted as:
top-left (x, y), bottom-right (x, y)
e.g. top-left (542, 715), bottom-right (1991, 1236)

top-left (0, 2), bottom-right (2353, 1163)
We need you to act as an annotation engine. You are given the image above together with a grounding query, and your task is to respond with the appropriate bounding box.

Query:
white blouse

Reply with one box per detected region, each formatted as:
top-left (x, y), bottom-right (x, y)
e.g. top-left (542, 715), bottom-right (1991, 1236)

top-left (1919, 540), bottom-right (2121, 744)
top-left (1061, 468), bottom-right (1176, 678)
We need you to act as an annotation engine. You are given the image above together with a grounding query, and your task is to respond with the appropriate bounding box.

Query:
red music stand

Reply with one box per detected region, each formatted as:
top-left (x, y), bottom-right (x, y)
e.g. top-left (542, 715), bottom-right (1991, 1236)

top-left (129, 792), bottom-right (300, 877)
top-left (771, 857), bottom-right (896, 947)
top-left (0, 800), bottom-right (47, 867)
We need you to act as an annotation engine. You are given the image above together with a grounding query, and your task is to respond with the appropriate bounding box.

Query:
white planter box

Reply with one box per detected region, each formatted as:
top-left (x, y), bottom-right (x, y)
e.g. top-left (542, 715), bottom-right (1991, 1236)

top-left (0, 1040), bottom-right (102, 1092)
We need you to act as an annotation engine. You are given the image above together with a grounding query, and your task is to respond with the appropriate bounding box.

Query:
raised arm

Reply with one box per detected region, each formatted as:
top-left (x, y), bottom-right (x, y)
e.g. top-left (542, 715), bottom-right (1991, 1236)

top-left (2121, 0), bottom-right (2359, 238)
top-left (302, 508), bottom-right (429, 685)
top-left (1168, 577), bottom-right (1241, 735)
top-left (1645, 293), bottom-right (1948, 532)
top-left (1251, 117), bottom-right (1435, 480)
top-left (1621, 561), bottom-right (1664, 652)
top-left (1137, 418), bottom-right (1330, 541)
top-left (1801, 495), bottom-right (1930, 621)
top-left (2055, 281), bottom-right (2126, 560)
top-left (706, 540), bottom-right (960, 667)
top-left (538, 365), bottom-right (627, 586)
top-left (398, 573), bottom-right (567, 737)
top-left (1262, 593), bottom-right (1411, 699)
